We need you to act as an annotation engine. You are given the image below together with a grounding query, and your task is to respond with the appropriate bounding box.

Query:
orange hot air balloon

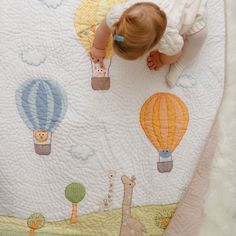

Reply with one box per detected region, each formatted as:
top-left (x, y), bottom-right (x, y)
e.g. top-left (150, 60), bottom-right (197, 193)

top-left (140, 93), bottom-right (189, 173)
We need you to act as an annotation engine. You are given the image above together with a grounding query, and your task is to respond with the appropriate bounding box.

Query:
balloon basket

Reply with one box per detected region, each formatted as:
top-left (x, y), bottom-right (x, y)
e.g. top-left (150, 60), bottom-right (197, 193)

top-left (91, 59), bottom-right (111, 90)
top-left (34, 144), bottom-right (51, 155)
top-left (157, 161), bottom-right (173, 173)
top-left (91, 76), bottom-right (110, 90)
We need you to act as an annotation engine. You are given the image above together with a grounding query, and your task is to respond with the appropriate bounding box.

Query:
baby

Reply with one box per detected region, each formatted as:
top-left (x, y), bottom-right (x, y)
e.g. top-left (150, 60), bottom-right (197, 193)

top-left (91, 0), bottom-right (208, 88)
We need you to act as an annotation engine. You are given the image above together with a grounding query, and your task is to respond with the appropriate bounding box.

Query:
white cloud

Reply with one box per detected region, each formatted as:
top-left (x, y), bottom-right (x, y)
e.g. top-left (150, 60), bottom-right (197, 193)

top-left (177, 75), bottom-right (197, 88)
top-left (21, 48), bottom-right (46, 66)
top-left (71, 144), bottom-right (95, 161)
top-left (39, 0), bottom-right (63, 9)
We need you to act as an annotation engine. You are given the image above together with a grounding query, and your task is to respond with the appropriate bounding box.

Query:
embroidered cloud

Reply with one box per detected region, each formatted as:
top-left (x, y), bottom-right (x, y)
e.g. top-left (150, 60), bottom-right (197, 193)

top-left (39, 0), bottom-right (63, 9)
top-left (177, 75), bottom-right (197, 88)
top-left (71, 144), bottom-right (95, 161)
top-left (20, 48), bottom-right (46, 66)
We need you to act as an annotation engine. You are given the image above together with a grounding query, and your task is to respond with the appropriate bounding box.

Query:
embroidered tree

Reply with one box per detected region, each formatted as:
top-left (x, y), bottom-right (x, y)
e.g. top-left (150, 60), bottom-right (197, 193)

top-left (155, 207), bottom-right (176, 230)
top-left (27, 213), bottom-right (45, 236)
top-left (65, 182), bottom-right (86, 224)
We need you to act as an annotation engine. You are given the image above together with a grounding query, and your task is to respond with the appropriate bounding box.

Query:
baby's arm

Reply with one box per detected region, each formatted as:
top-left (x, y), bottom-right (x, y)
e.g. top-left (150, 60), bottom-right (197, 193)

top-left (91, 20), bottom-right (111, 64)
top-left (93, 20), bottom-right (111, 50)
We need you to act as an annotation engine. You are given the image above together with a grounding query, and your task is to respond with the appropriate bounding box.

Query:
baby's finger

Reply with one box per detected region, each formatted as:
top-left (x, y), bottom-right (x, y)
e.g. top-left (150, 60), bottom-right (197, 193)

top-left (99, 59), bottom-right (104, 68)
top-left (148, 64), bottom-right (157, 70)
top-left (92, 58), bottom-right (99, 63)
top-left (90, 53), bottom-right (96, 60)
top-left (150, 65), bottom-right (157, 70)
top-left (150, 51), bottom-right (158, 56)
top-left (147, 62), bottom-right (155, 67)
top-left (147, 57), bottom-right (153, 62)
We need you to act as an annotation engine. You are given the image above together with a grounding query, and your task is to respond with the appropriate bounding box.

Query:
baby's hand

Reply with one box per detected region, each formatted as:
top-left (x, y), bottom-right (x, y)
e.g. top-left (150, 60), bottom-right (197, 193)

top-left (147, 51), bottom-right (164, 71)
top-left (90, 47), bottom-right (105, 67)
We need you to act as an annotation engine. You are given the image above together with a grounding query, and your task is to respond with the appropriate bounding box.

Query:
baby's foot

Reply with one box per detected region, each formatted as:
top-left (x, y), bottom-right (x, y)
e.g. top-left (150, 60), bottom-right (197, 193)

top-left (166, 62), bottom-right (184, 88)
top-left (147, 51), bottom-right (163, 70)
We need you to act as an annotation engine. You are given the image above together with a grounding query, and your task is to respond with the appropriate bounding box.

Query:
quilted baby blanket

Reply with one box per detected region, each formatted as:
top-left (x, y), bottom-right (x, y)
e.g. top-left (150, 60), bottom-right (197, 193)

top-left (0, 0), bottom-right (225, 235)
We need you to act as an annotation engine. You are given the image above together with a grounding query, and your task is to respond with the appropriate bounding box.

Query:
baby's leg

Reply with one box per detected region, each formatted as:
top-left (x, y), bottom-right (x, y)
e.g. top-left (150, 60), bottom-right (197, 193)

top-left (166, 27), bottom-right (208, 88)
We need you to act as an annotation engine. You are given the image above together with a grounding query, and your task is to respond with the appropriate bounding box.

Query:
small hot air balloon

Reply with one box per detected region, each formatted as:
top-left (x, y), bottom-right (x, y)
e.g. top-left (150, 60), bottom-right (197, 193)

top-left (140, 93), bottom-right (189, 173)
top-left (74, 0), bottom-right (125, 90)
top-left (16, 79), bottom-right (67, 155)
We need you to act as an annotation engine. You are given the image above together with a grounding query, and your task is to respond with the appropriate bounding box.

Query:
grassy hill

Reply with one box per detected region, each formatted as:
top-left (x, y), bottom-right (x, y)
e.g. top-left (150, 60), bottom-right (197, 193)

top-left (0, 204), bottom-right (177, 236)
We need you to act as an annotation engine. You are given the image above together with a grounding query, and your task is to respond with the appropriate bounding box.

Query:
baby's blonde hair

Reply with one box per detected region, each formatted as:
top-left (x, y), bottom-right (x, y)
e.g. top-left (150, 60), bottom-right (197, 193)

top-left (112, 3), bottom-right (167, 60)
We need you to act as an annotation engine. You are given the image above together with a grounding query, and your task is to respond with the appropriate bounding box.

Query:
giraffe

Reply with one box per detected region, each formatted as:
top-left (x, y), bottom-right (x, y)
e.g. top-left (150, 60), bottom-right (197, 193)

top-left (119, 175), bottom-right (146, 236)
top-left (99, 170), bottom-right (116, 213)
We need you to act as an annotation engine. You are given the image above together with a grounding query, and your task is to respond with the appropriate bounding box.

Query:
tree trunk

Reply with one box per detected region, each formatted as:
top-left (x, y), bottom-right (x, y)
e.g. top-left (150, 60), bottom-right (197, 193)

top-left (28, 221), bottom-right (42, 236)
top-left (28, 228), bottom-right (35, 236)
top-left (70, 203), bottom-right (78, 224)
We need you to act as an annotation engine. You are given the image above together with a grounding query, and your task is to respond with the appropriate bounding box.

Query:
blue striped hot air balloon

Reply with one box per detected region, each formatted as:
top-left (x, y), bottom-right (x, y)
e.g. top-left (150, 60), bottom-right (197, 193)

top-left (16, 79), bottom-right (67, 155)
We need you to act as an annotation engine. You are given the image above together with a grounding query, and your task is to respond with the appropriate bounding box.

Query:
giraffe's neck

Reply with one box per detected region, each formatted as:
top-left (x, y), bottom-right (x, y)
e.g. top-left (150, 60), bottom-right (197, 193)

top-left (106, 178), bottom-right (114, 201)
top-left (122, 186), bottom-right (133, 219)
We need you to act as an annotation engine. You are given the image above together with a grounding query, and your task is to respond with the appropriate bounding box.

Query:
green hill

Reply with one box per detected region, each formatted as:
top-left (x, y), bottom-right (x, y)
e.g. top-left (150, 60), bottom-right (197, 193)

top-left (0, 204), bottom-right (177, 236)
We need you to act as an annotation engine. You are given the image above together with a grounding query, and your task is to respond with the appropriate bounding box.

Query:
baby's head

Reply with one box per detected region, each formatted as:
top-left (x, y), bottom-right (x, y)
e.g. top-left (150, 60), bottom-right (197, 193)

top-left (112, 3), bottom-right (167, 60)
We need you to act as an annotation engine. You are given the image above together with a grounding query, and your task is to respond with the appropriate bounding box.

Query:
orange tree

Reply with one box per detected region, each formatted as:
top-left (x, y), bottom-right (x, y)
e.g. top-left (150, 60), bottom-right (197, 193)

top-left (27, 213), bottom-right (45, 236)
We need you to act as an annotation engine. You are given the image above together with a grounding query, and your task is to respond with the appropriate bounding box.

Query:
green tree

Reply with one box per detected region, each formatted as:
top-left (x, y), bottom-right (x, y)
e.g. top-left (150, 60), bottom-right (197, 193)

top-left (65, 182), bottom-right (86, 224)
top-left (27, 213), bottom-right (45, 236)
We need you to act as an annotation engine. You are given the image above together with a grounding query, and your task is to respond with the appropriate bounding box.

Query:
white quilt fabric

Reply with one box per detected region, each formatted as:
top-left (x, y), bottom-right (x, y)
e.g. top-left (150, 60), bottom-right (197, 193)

top-left (0, 0), bottom-right (225, 231)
